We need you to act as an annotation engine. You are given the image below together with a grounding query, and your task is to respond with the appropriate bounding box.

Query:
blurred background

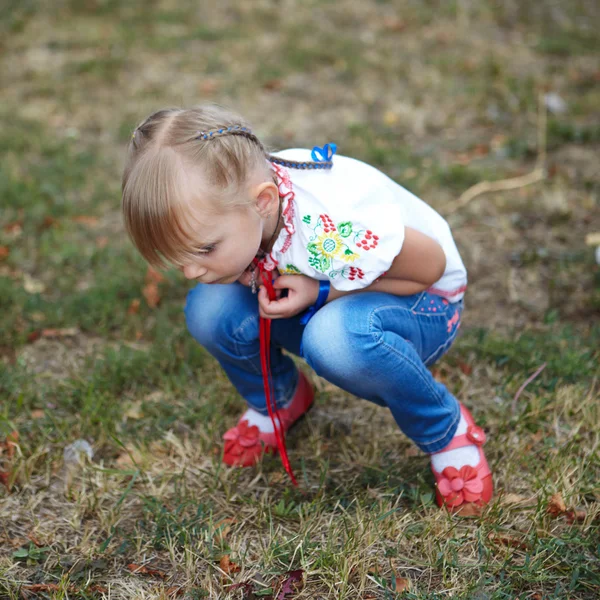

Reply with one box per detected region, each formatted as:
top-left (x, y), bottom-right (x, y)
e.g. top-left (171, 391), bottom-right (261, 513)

top-left (1, 1), bottom-right (599, 598)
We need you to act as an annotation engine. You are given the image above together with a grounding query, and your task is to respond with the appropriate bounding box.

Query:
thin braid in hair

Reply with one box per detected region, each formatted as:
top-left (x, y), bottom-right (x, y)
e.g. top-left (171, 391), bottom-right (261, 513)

top-left (194, 125), bottom-right (334, 170)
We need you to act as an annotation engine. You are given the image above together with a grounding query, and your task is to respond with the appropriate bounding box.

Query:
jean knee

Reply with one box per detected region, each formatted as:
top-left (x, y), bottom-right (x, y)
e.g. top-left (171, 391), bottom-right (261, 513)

top-left (301, 298), bottom-right (370, 379)
top-left (184, 284), bottom-right (255, 350)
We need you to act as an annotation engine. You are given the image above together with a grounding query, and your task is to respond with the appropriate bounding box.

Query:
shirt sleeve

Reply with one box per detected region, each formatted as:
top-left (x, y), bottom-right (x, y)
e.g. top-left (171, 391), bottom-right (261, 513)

top-left (297, 191), bottom-right (405, 291)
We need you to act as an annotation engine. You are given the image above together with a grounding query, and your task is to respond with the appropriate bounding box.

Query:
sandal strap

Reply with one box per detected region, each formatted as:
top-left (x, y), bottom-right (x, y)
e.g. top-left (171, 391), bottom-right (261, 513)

top-left (439, 423), bottom-right (487, 454)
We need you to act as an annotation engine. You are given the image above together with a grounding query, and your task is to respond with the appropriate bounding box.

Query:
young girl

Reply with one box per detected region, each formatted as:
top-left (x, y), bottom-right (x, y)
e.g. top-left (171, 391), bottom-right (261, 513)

top-left (122, 104), bottom-right (493, 510)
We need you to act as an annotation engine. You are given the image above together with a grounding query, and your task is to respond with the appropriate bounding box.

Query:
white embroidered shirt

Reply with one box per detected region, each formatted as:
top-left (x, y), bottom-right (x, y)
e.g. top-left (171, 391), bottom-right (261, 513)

top-left (260, 149), bottom-right (467, 302)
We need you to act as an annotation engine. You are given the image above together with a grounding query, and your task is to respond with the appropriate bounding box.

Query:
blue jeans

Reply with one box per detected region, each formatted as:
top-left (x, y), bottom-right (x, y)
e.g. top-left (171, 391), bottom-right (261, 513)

top-left (184, 284), bottom-right (463, 453)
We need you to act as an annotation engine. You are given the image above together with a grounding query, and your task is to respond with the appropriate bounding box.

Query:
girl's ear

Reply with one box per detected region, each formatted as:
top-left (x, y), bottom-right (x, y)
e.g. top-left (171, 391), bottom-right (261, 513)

top-left (252, 181), bottom-right (279, 218)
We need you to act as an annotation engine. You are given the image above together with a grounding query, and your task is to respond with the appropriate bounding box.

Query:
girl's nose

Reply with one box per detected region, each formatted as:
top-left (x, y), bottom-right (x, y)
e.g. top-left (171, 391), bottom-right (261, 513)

top-left (182, 263), bottom-right (207, 280)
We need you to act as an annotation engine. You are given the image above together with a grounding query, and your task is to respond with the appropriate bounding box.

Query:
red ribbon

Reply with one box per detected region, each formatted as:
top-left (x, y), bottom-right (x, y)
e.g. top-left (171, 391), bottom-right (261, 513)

top-left (257, 262), bottom-right (298, 486)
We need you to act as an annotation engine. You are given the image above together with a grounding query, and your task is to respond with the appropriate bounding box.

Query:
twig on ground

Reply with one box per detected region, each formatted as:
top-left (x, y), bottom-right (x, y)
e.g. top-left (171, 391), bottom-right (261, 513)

top-left (511, 363), bottom-right (547, 414)
top-left (446, 92), bottom-right (547, 214)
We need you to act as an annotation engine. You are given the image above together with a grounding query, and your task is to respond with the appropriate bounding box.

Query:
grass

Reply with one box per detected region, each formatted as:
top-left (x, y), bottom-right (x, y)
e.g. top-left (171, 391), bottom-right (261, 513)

top-left (1, 0), bottom-right (599, 598)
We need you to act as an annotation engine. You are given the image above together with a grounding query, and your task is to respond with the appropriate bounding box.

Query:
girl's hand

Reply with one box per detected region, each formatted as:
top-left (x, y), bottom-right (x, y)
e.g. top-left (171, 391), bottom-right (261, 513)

top-left (258, 275), bottom-right (319, 319)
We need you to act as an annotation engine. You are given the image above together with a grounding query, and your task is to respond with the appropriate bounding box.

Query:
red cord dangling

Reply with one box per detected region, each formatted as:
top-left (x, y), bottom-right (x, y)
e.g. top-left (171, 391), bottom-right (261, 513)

top-left (257, 262), bottom-right (298, 486)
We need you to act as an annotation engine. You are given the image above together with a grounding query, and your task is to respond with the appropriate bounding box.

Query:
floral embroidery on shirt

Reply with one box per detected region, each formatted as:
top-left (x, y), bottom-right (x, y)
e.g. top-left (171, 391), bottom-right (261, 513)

top-left (279, 264), bottom-right (302, 275)
top-left (302, 213), bottom-right (378, 281)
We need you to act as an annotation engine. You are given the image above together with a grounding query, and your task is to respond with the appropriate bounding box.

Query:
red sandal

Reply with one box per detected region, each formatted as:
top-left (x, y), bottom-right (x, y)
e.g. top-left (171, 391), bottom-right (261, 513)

top-left (222, 370), bottom-right (314, 468)
top-left (431, 404), bottom-right (493, 511)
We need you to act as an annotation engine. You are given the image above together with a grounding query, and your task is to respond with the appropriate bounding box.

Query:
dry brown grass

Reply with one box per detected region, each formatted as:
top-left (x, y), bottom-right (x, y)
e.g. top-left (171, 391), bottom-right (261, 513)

top-left (1, 1), bottom-right (599, 598)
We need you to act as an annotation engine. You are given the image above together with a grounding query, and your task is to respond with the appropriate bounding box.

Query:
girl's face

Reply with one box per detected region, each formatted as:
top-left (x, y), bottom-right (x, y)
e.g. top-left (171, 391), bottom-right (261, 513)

top-left (180, 203), bottom-right (265, 284)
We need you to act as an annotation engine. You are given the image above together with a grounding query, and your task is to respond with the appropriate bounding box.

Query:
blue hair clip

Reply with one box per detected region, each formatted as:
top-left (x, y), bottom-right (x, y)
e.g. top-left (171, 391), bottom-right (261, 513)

top-left (311, 143), bottom-right (337, 163)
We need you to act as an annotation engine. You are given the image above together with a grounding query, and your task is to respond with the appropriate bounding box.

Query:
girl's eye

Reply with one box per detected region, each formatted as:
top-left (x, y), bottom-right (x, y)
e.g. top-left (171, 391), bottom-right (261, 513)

top-left (196, 244), bottom-right (216, 255)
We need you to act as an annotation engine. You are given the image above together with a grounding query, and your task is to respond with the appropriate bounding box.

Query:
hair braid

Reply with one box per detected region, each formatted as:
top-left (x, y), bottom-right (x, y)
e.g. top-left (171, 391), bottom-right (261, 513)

top-left (194, 126), bottom-right (334, 170)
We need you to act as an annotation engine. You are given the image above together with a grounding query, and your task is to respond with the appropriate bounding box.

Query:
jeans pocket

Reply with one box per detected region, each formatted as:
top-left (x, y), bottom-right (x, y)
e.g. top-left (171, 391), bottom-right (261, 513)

top-left (410, 294), bottom-right (463, 365)
top-left (410, 292), bottom-right (453, 316)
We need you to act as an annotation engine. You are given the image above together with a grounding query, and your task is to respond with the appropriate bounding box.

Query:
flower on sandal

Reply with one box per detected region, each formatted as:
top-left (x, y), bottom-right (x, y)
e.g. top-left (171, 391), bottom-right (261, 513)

top-left (437, 465), bottom-right (484, 507)
top-left (223, 420), bottom-right (260, 455)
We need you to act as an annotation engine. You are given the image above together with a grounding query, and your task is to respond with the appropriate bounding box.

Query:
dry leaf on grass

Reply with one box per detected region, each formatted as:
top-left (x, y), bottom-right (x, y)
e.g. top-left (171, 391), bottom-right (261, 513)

top-left (21, 583), bottom-right (62, 594)
top-left (27, 533), bottom-right (44, 547)
top-left (488, 532), bottom-right (529, 550)
top-left (4, 221), bottom-right (23, 236)
top-left (547, 493), bottom-right (566, 516)
top-left (566, 509), bottom-right (587, 524)
top-left (142, 267), bottom-right (166, 308)
top-left (142, 283), bottom-right (161, 308)
top-left (454, 503), bottom-right (483, 517)
top-left (277, 569), bottom-right (304, 599)
top-left (41, 327), bottom-right (79, 338)
top-left (394, 576), bottom-right (411, 593)
top-left (0, 246), bottom-right (9, 260)
top-left (213, 518), bottom-right (235, 542)
top-left (72, 215), bottom-right (99, 227)
top-left (128, 299), bottom-right (141, 314)
top-left (127, 563), bottom-right (167, 579)
top-left (219, 555), bottom-right (240, 575)
top-left (146, 266), bottom-right (165, 284)
top-left (458, 362), bottom-right (473, 375)
top-left (4, 431), bottom-right (19, 459)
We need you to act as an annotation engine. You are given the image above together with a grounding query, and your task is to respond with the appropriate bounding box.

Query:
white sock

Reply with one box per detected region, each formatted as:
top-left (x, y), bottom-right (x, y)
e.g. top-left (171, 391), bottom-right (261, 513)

top-left (241, 408), bottom-right (280, 433)
top-left (430, 415), bottom-right (480, 472)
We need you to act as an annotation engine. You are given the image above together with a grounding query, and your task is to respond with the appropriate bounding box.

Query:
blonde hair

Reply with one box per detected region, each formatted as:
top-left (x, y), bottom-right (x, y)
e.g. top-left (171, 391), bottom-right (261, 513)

top-left (121, 104), bottom-right (332, 268)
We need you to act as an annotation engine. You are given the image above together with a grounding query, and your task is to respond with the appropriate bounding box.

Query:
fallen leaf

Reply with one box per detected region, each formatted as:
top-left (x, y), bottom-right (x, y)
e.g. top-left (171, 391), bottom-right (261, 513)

top-left (27, 533), bottom-right (44, 547)
top-left (72, 215), bottom-right (99, 227)
top-left (89, 585), bottom-right (109, 594)
top-left (127, 563), bottom-right (167, 579)
top-left (40, 327), bottom-right (79, 338)
top-left (22, 584), bottom-right (61, 593)
top-left (277, 569), bottom-right (303, 599)
top-left (40, 215), bottom-right (56, 230)
top-left (382, 16), bottom-right (406, 32)
top-left (166, 586), bottom-right (185, 597)
top-left (142, 283), bottom-right (160, 308)
top-left (3, 431), bottom-right (19, 460)
top-left (27, 330), bottom-right (42, 343)
top-left (146, 266), bottom-right (165, 284)
top-left (4, 221), bottom-right (23, 236)
top-left (228, 582), bottom-right (254, 595)
top-left (0, 246), bottom-right (9, 260)
top-left (394, 576), bottom-right (411, 593)
top-left (454, 502), bottom-right (483, 517)
top-left (213, 518), bottom-right (235, 542)
top-left (547, 493), bottom-right (566, 517)
top-left (458, 362), bottom-right (473, 375)
top-left (128, 299), bottom-right (141, 315)
top-left (487, 532), bottom-right (529, 550)
top-left (263, 79), bottom-right (283, 91)
top-left (200, 79), bottom-right (219, 95)
top-left (566, 509), bottom-right (587, 524)
top-left (219, 555), bottom-right (240, 575)
top-left (23, 274), bottom-right (46, 294)
top-left (0, 471), bottom-right (10, 489)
